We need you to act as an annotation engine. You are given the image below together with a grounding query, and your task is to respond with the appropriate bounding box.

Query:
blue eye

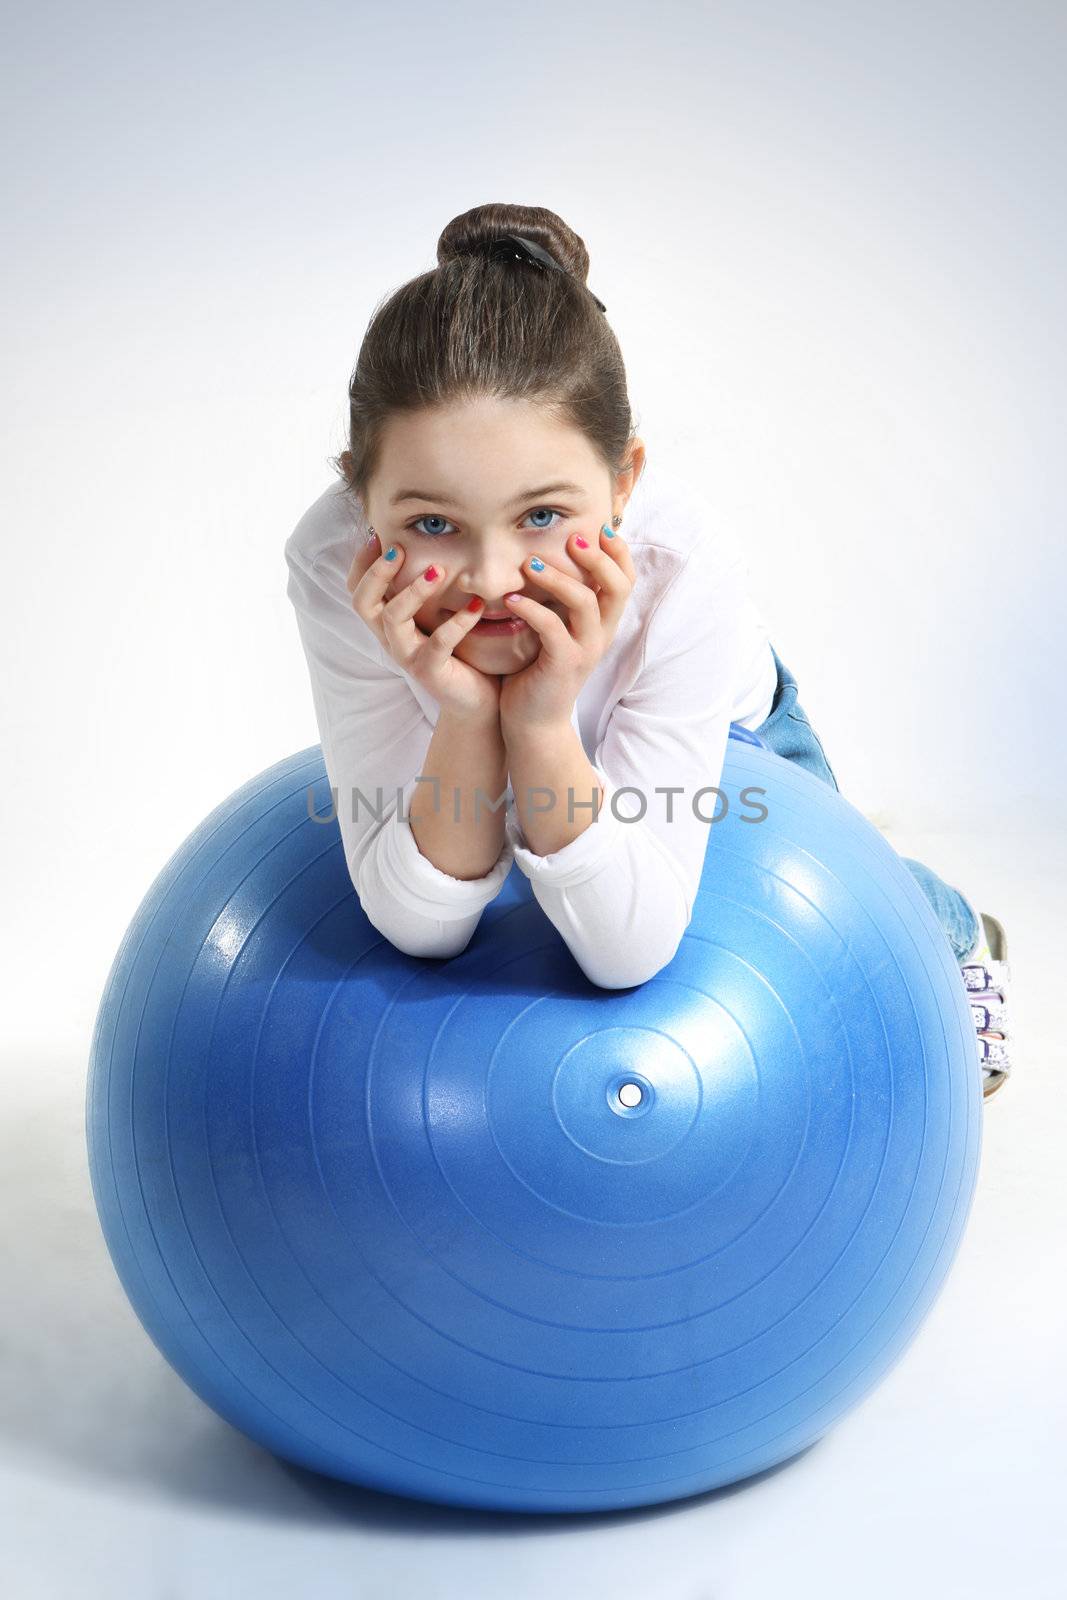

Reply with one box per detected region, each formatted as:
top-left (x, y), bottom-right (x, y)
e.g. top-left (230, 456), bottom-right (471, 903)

top-left (408, 508), bottom-right (565, 538)
top-left (410, 514), bottom-right (453, 537)
top-left (526, 507), bottom-right (562, 530)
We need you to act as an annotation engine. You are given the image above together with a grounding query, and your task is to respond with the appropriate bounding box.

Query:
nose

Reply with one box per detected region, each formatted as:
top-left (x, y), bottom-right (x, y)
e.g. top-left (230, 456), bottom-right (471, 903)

top-left (453, 548), bottom-right (531, 606)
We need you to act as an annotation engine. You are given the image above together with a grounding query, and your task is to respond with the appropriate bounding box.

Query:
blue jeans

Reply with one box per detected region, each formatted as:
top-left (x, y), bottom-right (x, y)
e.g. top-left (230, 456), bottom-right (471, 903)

top-left (744, 645), bottom-right (981, 963)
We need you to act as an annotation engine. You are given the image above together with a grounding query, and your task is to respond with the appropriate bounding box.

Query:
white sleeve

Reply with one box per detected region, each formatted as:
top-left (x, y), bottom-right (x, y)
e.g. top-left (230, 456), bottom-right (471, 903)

top-left (285, 546), bottom-right (514, 960)
top-left (507, 538), bottom-right (745, 989)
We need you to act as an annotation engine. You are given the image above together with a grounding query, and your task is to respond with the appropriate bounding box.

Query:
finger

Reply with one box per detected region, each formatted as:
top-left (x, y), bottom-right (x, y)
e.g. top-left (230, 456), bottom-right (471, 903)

top-left (432, 600), bottom-right (497, 649)
top-left (348, 544), bottom-right (391, 610)
top-left (571, 529), bottom-right (636, 595)
top-left (351, 543), bottom-right (408, 621)
top-left (595, 523), bottom-right (638, 582)
top-left (502, 592), bottom-right (571, 651)
top-left (515, 557), bottom-right (604, 643)
top-left (346, 532), bottom-right (381, 595)
top-left (381, 560), bottom-right (448, 650)
top-left (566, 530), bottom-right (635, 633)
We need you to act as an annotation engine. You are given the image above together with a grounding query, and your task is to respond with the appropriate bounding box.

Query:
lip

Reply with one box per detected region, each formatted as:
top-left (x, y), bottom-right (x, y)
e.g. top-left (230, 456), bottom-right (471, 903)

top-left (470, 617), bottom-right (527, 635)
top-left (444, 608), bottom-right (513, 619)
top-left (443, 608), bottom-right (529, 636)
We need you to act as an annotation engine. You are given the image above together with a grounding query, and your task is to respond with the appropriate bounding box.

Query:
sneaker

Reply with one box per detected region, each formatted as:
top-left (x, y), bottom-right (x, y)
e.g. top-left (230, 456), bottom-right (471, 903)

top-left (960, 911), bottom-right (1012, 1100)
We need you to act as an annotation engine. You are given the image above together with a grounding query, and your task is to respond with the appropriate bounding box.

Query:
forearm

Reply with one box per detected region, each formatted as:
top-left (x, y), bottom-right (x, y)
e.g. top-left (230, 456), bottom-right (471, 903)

top-left (504, 718), bottom-right (606, 857)
top-left (409, 708), bottom-right (509, 880)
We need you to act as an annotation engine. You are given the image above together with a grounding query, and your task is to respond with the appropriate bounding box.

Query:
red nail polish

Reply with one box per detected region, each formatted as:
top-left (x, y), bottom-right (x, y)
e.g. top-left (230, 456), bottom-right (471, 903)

top-left (423, 565), bottom-right (439, 582)
top-left (574, 536), bottom-right (589, 548)
top-left (466, 596), bottom-right (483, 612)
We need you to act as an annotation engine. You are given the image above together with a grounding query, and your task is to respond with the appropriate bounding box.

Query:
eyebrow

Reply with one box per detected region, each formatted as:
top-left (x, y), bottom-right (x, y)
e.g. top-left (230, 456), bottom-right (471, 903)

top-left (390, 480), bottom-right (587, 508)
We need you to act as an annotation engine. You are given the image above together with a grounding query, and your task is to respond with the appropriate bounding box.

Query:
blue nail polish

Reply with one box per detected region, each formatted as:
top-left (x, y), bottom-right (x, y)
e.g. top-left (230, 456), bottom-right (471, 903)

top-left (602, 523), bottom-right (615, 539)
top-left (530, 556), bottom-right (545, 571)
top-left (385, 546), bottom-right (397, 560)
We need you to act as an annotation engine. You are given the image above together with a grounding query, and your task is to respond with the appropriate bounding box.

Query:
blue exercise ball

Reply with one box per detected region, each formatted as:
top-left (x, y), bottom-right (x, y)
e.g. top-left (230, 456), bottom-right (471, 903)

top-left (86, 728), bottom-right (981, 1514)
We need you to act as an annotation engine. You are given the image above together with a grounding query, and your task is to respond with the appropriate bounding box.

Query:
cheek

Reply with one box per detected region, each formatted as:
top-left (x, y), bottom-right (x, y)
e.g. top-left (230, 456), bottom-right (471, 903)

top-left (391, 565), bottom-right (432, 608)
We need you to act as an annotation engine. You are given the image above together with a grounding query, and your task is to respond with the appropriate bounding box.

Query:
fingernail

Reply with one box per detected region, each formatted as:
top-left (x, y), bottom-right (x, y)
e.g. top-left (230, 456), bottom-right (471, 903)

top-left (529, 557), bottom-right (545, 571)
top-left (574, 535), bottom-right (589, 549)
top-left (384, 546), bottom-right (397, 560)
top-left (466, 596), bottom-right (484, 612)
top-left (602, 523), bottom-right (615, 539)
top-left (423, 564), bottom-right (439, 582)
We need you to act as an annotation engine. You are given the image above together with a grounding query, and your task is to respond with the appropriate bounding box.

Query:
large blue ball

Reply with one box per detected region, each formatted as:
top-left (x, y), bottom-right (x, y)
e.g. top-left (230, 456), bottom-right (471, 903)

top-left (86, 730), bottom-right (980, 1514)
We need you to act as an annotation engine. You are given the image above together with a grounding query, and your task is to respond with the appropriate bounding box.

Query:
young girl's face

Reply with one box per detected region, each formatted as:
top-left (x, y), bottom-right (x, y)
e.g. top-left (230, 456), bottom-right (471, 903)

top-left (362, 396), bottom-right (644, 675)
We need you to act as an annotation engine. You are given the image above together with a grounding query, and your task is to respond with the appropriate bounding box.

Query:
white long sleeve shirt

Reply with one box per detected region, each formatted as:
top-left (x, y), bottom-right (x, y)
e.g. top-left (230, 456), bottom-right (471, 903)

top-left (283, 458), bottom-right (778, 988)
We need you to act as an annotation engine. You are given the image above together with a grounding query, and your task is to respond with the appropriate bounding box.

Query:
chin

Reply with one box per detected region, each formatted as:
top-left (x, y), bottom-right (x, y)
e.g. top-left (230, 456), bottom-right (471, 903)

top-left (455, 632), bottom-right (539, 669)
top-left (457, 634), bottom-right (537, 660)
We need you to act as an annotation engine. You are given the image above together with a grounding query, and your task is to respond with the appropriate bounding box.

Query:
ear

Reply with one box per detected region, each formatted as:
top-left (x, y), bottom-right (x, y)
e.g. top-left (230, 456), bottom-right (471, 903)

top-left (612, 437), bottom-right (647, 517)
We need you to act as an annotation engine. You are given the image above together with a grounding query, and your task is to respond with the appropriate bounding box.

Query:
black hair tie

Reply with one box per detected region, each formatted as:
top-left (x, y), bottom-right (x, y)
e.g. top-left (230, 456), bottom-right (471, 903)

top-left (482, 233), bottom-right (607, 314)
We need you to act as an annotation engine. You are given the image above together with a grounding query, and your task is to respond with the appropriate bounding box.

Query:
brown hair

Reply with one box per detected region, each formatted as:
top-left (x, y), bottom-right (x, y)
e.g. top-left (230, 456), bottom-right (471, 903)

top-left (329, 202), bottom-right (640, 508)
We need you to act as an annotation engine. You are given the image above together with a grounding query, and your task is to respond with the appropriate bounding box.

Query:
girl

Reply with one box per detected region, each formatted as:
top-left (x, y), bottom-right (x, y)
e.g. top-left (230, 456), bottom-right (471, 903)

top-left (284, 201), bottom-right (1011, 1100)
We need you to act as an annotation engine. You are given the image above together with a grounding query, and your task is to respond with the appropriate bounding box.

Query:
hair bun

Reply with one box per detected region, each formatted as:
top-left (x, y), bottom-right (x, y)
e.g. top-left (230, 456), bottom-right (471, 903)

top-left (437, 203), bottom-right (589, 283)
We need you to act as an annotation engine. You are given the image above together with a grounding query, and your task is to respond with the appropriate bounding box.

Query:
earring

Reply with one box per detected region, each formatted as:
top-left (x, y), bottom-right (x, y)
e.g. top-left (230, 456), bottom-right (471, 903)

top-left (612, 515), bottom-right (622, 528)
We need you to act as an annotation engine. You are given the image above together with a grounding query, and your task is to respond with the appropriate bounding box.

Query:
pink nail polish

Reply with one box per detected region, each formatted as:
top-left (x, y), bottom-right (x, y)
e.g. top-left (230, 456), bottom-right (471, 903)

top-left (574, 536), bottom-right (589, 549)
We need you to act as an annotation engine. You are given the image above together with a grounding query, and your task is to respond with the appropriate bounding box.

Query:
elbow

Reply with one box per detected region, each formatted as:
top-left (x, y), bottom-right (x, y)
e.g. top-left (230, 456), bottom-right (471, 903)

top-left (346, 828), bottom-right (486, 963)
top-left (389, 933), bottom-right (473, 962)
top-left (577, 881), bottom-right (691, 990)
top-left (355, 892), bottom-right (477, 963)
top-left (576, 930), bottom-right (687, 992)
top-left (579, 957), bottom-right (676, 991)
top-left (352, 875), bottom-right (477, 963)
top-left (554, 885), bottom-right (691, 990)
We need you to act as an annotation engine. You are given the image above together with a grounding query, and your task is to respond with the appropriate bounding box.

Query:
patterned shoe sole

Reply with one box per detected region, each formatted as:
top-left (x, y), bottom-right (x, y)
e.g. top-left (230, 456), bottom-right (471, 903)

top-left (978, 912), bottom-right (1011, 1100)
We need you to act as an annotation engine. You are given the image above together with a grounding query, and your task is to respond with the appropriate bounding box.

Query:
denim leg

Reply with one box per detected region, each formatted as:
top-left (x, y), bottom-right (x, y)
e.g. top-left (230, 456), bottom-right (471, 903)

top-left (896, 858), bottom-right (982, 962)
top-left (751, 646), bottom-right (982, 964)
top-left (751, 647), bottom-right (842, 792)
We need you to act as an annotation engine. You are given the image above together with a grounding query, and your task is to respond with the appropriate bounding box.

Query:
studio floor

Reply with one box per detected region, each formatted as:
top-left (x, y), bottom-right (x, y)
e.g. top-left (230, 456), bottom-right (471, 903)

top-left (4, 819), bottom-right (1062, 1600)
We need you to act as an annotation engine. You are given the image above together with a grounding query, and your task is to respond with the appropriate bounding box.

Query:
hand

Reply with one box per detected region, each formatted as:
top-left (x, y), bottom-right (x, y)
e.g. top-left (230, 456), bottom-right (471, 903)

top-left (347, 534), bottom-right (502, 724)
top-left (498, 525), bottom-right (637, 733)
